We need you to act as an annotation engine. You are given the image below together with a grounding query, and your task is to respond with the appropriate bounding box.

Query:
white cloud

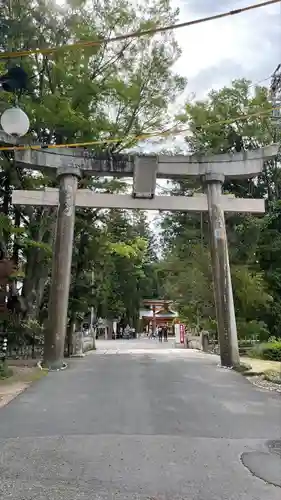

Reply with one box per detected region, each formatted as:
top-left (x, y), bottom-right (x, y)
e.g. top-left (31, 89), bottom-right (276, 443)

top-left (139, 0), bottom-right (281, 153)
top-left (145, 0), bottom-right (281, 152)
top-left (172, 0), bottom-right (281, 98)
top-left (147, 0), bottom-right (281, 226)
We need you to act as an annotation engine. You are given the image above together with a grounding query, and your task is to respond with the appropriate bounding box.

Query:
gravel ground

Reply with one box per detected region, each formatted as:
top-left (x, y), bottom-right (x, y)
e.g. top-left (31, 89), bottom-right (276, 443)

top-left (248, 375), bottom-right (281, 393)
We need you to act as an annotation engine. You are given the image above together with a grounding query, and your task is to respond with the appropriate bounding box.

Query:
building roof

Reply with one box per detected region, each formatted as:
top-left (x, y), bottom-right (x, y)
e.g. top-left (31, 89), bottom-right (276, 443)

top-left (139, 308), bottom-right (178, 319)
top-left (142, 299), bottom-right (174, 306)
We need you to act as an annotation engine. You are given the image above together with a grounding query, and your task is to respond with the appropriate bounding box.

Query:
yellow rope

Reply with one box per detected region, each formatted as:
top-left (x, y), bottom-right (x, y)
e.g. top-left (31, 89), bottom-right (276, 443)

top-left (0, 105), bottom-right (277, 152)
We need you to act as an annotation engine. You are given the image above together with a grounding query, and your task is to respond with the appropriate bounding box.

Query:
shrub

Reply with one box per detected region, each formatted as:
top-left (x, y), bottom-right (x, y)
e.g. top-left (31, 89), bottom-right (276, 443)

top-left (261, 342), bottom-right (281, 361)
top-left (249, 343), bottom-right (263, 358)
top-left (237, 319), bottom-right (269, 342)
top-left (202, 318), bottom-right (217, 336)
top-left (268, 335), bottom-right (277, 343)
top-left (250, 342), bottom-right (281, 362)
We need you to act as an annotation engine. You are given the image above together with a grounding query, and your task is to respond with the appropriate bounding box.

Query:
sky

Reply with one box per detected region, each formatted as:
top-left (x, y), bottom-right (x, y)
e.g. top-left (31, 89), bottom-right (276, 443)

top-left (147, 0), bottom-right (281, 221)
top-left (135, 0), bottom-right (281, 154)
top-left (172, 0), bottom-right (280, 99)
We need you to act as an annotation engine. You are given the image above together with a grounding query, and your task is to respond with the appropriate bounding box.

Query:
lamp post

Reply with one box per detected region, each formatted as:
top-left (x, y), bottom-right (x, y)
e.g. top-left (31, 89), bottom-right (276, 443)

top-left (0, 66), bottom-right (30, 138)
top-left (89, 270), bottom-right (96, 350)
top-left (0, 106), bottom-right (30, 137)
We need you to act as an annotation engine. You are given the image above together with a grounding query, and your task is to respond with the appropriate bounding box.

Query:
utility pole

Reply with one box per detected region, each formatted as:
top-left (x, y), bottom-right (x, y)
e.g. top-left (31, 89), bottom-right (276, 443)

top-left (90, 269), bottom-right (96, 349)
top-left (204, 174), bottom-right (239, 367)
top-left (43, 166), bottom-right (80, 369)
top-left (270, 65), bottom-right (281, 144)
top-left (270, 64), bottom-right (281, 127)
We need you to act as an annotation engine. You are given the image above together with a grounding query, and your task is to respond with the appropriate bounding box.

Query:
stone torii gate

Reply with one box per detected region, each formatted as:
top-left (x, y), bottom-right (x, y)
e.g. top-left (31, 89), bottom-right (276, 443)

top-left (11, 144), bottom-right (278, 369)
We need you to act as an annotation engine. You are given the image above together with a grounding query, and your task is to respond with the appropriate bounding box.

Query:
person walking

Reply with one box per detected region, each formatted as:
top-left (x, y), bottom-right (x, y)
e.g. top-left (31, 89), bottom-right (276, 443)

top-left (158, 326), bottom-right (163, 342)
top-left (163, 324), bottom-right (168, 342)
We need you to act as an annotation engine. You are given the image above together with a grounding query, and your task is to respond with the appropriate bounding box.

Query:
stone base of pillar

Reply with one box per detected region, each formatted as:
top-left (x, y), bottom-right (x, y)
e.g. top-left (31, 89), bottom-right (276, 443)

top-left (72, 330), bottom-right (84, 357)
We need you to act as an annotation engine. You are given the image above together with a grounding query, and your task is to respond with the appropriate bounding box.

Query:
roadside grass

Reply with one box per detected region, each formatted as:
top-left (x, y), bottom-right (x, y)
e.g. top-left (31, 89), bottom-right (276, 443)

top-left (0, 365), bottom-right (47, 385)
top-left (0, 363), bottom-right (48, 407)
top-left (241, 356), bottom-right (281, 375)
top-left (239, 356), bottom-right (281, 387)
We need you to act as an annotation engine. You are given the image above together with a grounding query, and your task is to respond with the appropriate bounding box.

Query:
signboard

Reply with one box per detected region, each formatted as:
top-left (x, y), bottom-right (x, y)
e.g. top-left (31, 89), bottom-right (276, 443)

top-left (180, 324), bottom-right (185, 344)
top-left (175, 323), bottom-right (180, 344)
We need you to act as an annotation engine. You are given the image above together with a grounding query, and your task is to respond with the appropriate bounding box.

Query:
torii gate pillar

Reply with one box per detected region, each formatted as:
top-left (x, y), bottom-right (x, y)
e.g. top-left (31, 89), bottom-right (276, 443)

top-left (203, 173), bottom-right (239, 367)
top-left (44, 166), bottom-right (80, 369)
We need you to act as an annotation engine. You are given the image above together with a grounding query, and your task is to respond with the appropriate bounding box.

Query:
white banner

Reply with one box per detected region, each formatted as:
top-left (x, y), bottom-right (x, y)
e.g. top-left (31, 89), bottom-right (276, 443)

top-left (174, 324), bottom-right (180, 343)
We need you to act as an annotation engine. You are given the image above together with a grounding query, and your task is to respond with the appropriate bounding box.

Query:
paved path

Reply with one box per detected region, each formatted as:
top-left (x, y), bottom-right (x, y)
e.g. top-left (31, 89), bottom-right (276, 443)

top-left (0, 339), bottom-right (280, 499)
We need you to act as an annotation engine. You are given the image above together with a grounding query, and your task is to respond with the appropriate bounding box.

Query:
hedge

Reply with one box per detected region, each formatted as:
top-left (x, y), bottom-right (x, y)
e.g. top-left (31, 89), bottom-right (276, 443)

top-left (250, 342), bottom-right (281, 362)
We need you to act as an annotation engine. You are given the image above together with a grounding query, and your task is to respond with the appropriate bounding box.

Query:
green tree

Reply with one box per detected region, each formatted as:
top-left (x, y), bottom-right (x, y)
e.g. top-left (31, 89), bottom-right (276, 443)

top-left (0, 0), bottom-right (185, 345)
top-left (258, 200), bottom-right (281, 337)
top-left (159, 79), bottom-right (276, 338)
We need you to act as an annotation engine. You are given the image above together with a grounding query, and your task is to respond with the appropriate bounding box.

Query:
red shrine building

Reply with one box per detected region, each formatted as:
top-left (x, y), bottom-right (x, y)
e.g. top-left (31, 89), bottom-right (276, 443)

top-left (139, 299), bottom-right (179, 334)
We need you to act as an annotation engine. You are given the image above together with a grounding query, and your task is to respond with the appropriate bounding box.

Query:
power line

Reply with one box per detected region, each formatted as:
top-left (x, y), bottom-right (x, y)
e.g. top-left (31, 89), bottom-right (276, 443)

top-left (0, 104), bottom-right (277, 152)
top-left (0, 0), bottom-right (278, 60)
top-left (248, 75), bottom-right (272, 88)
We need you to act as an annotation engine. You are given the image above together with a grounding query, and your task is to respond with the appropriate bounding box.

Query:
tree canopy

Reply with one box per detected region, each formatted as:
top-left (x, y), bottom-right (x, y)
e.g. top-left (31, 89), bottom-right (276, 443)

top-left (158, 79), bottom-right (280, 341)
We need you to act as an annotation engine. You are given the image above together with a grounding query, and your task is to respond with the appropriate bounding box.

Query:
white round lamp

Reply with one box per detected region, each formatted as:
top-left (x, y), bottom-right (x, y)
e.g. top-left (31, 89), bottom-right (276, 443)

top-left (0, 107), bottom-right (30, 137)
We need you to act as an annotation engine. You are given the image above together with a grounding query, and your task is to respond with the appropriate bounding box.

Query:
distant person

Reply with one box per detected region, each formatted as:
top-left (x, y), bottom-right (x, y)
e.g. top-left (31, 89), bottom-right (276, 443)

top-left (149, 327), bottom-right (155, 339)
top-left (124, 325), bottom-right (130, 339)
top-left (163, 324), bottom-right (168, 342)
top-left (158, 326), bottom-right (163, 342)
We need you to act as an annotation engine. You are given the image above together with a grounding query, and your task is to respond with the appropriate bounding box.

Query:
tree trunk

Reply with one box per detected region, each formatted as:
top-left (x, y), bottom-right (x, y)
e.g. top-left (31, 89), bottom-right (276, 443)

top-left (22, 208), bottom-right (56, 319)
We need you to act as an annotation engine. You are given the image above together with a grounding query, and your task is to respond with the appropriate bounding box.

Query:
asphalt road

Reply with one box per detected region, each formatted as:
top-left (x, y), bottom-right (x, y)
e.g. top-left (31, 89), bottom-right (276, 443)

top-left (0, 339), bottom-right (280, 499)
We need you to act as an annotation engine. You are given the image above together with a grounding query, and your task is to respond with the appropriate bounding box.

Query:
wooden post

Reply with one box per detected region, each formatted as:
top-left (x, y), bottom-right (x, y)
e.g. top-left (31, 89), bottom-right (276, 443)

top-left (43, 166), bottom-right (80, 369)
top-left (204, 174), bottom-right (240, 367)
